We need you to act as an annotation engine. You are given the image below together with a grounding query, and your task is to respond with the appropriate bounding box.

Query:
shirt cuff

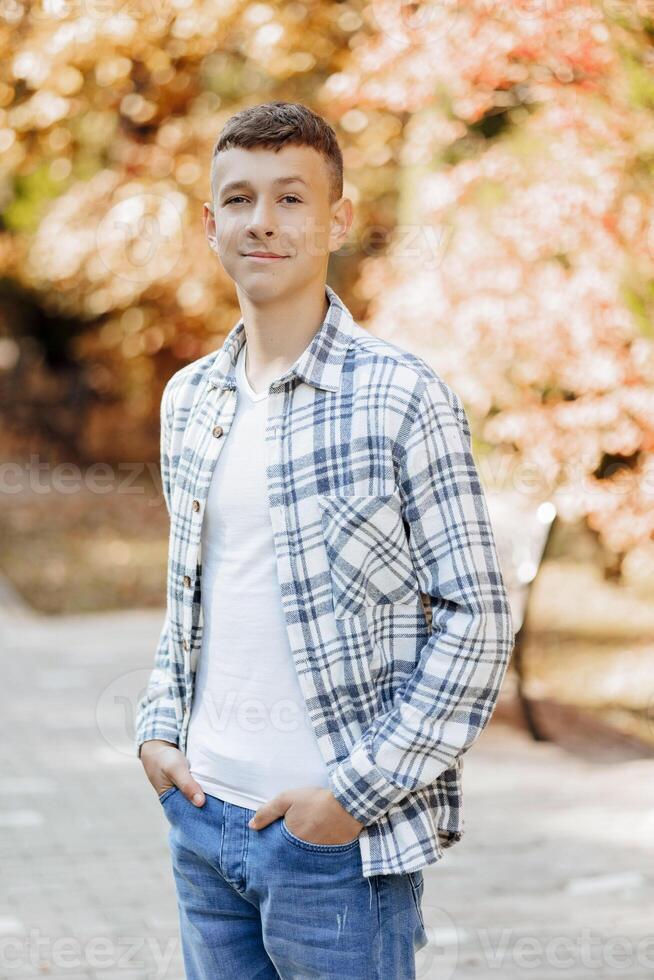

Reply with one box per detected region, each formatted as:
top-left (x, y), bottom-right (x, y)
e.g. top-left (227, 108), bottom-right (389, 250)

top-left (327, 741), bottom-right (409, 826)
top-left (135, 724), bottom-right (180, 759)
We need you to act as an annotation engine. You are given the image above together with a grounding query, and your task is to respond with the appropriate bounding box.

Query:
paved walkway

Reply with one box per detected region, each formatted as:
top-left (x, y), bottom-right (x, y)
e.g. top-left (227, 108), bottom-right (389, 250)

top-left (1, 601), bottom-right (653, 979)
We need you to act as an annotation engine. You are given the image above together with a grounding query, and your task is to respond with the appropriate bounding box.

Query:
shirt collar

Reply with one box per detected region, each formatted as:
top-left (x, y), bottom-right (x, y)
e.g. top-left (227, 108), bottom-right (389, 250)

top-left (206, 283), bottom-right (357, 393)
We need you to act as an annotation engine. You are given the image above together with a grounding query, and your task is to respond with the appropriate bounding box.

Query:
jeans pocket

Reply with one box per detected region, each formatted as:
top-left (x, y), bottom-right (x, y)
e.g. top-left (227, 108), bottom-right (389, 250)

top-left (408, 870), bottom-right (426, 932)
top-left (279, 817), bottom-right (360, 853)
top-left (158, 786), bottom-right (180, 804)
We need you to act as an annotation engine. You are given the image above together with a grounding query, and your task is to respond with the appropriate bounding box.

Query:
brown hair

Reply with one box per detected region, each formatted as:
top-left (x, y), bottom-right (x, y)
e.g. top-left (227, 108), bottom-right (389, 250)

top-left (211, 101), bottom-right (343, 204)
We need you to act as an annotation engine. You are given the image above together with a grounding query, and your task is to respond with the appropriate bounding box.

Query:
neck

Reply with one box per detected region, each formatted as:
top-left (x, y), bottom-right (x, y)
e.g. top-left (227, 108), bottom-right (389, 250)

top-left (236, 279), bottom-right (329, 389)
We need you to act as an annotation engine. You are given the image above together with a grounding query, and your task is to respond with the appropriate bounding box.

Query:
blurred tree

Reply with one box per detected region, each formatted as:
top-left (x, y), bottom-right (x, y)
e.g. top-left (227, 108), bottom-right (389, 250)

top-left (1, 0), bottom-right (654, 576)
top-left (319, 0), bottom-right (654, 576)
top-left (0, 0), bottom-right (375, 460)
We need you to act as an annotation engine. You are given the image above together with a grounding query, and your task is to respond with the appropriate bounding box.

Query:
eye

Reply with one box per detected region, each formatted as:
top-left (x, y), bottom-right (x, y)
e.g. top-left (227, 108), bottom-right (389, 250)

top-left (223, 194), bottom-right (301, 206)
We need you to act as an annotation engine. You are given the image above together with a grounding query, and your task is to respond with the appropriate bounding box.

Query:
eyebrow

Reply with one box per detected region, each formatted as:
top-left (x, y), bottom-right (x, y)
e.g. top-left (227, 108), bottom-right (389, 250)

top-left (219, 176), bottom-right (309, 196)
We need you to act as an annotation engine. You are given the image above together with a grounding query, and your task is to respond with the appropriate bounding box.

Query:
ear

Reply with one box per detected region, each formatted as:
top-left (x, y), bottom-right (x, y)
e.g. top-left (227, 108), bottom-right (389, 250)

top-left (203, 201), bottom-right (218, 253)
top-left (328, 197), bottom-right (353, 255)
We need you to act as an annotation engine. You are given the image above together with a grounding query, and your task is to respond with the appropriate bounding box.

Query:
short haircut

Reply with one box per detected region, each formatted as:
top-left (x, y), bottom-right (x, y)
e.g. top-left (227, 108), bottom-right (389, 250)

top-left (211, 101), bottom-right (343, 204)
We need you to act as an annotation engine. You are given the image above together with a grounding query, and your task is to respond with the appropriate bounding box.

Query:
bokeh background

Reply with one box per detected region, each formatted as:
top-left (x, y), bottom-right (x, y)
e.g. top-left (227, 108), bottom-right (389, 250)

top-left (3, 0), bottom-right (654, 741)
top-left (1, 3), bottom-right (654, 978)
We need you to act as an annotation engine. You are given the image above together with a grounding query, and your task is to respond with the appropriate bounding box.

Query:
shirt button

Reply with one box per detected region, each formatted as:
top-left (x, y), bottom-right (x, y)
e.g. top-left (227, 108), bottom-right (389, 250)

top-left (212, 424), bottom-right (223, 438)
top-left (182, 639), bottom-right (190, 652)
top-left (192, 499), bottom-right (201, 512)
top-left (183, 575), bottom-right (191, 587)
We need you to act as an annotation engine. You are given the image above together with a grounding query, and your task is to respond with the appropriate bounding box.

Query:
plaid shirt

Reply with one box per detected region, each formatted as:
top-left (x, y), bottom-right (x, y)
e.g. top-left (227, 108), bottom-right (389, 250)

top-left (135, 283), bottom-right (515, 878)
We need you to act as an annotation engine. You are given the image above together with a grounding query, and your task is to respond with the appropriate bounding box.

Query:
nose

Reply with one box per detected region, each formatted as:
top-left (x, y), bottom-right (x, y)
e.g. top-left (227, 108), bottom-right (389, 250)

top-left (245, 198), bottom-right (276, 240)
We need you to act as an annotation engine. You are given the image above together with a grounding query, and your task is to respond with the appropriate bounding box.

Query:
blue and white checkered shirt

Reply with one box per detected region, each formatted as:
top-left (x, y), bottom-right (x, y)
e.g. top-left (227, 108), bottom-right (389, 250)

top-left (135, 283), bottom-right (515, 878)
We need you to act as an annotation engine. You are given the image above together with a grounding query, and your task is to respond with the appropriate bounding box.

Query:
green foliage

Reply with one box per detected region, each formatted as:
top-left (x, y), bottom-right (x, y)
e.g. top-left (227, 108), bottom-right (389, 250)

top-left (623, 283), bottom-right (654, 338)
top-left (4, 163), bottom-right (66, 233)
top-left (622, 51), bottom-right (654, 110)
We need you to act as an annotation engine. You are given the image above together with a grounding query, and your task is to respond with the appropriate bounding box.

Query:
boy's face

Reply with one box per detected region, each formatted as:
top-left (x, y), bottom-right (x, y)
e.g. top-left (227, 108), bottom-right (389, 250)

top-left (204, 144), bottom-right (351, 303)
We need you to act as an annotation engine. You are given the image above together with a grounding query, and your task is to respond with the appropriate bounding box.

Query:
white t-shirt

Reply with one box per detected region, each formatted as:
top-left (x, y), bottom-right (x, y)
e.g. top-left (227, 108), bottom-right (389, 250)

top-left (185, 341), bottom-right (331, 809)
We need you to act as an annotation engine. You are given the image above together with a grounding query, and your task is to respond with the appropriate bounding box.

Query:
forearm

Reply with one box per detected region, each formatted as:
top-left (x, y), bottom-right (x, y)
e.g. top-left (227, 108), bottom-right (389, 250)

top-left (329, 599), bottom-right (514, 825)
top-left (134, 614), bottom-right (180, 758)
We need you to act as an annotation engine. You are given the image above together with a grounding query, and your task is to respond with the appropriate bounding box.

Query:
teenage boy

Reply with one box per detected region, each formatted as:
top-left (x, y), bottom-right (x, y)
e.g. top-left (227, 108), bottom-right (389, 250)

top-left (136, 101), bottom-right (514, 980)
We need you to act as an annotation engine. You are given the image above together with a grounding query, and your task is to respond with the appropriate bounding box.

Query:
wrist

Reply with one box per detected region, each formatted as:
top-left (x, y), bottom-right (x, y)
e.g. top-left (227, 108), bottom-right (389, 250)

top-left (326, 788), bottom-right (364, 829)
top-left (140, 738), bottom-right (177, 760)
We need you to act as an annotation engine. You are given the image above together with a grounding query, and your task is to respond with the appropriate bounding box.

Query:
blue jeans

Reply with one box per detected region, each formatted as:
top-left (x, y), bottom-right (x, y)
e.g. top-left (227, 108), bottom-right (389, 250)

top-left (159, 787), bottom-right (429, 979)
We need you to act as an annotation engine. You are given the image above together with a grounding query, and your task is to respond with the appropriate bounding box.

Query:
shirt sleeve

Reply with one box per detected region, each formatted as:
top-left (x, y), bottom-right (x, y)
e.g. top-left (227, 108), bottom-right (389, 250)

top-left (328, 378), bottom-right (515, 824)
top-left (134, 378), bottom-right (181, 758)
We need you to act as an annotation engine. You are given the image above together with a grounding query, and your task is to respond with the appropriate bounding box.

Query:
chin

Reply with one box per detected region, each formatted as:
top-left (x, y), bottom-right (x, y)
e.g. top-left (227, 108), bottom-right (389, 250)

top-left (237, 277), bottom-right (292, 303)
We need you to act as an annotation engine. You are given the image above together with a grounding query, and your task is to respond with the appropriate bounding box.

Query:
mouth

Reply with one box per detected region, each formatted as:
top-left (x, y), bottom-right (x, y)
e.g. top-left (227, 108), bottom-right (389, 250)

top-left (241, 252), bottom-right (289, 261)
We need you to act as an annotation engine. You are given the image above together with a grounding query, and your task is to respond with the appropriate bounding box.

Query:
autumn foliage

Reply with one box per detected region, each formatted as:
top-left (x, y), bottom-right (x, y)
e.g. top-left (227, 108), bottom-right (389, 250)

top-left (2, 0), bottom-right (654, 573)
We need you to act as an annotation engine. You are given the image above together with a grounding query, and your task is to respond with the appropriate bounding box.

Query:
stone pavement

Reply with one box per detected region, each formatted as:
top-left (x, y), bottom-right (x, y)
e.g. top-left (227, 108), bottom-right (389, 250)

top-left (1, 600), bottom-right (653, 980)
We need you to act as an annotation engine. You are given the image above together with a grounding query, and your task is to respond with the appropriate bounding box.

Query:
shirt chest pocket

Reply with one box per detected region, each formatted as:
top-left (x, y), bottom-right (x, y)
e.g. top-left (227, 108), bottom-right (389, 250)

top-left (315, 488), bottom-right (421, 619)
